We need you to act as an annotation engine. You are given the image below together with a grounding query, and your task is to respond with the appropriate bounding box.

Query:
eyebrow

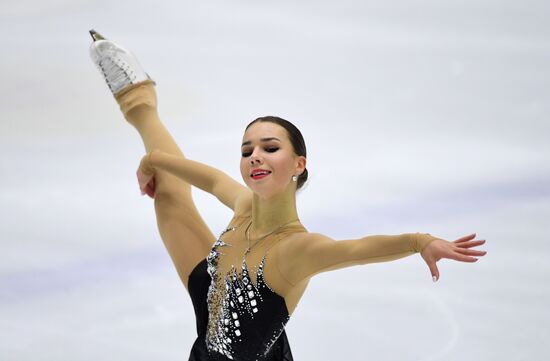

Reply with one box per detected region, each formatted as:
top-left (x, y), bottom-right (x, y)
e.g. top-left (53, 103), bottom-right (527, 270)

top-left (241, 137), bottom-right (281, 147)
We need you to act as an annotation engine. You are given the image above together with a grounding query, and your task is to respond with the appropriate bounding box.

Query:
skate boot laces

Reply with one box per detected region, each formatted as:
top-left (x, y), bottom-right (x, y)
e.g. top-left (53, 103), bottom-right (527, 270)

top-left (89, 30), bottom-right (152, 95)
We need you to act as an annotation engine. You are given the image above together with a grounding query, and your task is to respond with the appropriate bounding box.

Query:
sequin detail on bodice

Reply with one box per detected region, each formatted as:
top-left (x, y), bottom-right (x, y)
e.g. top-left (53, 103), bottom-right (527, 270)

top-left (204, 226), bottom-right (290, 360)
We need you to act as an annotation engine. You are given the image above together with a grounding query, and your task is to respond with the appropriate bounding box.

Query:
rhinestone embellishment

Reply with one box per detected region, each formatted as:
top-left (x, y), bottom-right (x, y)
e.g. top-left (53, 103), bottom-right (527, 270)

top-left (202, 222), bottom-right (294, 360)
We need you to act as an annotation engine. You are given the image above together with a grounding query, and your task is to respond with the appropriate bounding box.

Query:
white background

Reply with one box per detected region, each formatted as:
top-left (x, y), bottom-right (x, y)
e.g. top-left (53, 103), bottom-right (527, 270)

top-left (1, 0), bottom-right (549, 360)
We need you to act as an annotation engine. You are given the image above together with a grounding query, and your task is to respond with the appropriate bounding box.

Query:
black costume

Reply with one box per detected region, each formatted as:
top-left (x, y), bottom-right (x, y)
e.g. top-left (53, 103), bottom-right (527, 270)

top-left (188, 215), bottom-right (299, 360)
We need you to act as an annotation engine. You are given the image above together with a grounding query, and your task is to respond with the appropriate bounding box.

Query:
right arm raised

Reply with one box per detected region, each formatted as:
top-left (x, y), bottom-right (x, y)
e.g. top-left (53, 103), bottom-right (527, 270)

top-left (146, 149), bottom-right (250, 212)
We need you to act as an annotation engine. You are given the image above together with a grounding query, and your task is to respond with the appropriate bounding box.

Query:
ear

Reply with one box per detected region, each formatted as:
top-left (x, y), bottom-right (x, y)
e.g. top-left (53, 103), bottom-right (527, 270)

top-left (295, 155), bottom-right (307, 175)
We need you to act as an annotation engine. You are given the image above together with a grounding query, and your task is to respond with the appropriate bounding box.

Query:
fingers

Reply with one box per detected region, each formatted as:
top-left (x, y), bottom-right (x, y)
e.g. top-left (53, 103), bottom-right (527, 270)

top-left (450, 251), bottom-right (479, 262)
top-left (454, 247), bottom-right (487, 257)
top-left (136, 152), bottom-right (159, 198)
top-left (454, 233), bottom-right (476, 243)
top-left (455, 239), bottom-right (486, 248)
top-left (137, 169), bottom-right (150, 187)
top-left (424, 236), bottom-right (487, 283)
top-left (142, 178), bottom-right (155, 197)
top-left (139, 181), bottom-right (151, 194)
top-left (144, 182), bottom-right (155, 198)
top-left (428, 262), bottom-right (439, 282)
top-left (137, 170), bottom-right (155, 197)
top-left (137, 170), bottom-right (153, 190)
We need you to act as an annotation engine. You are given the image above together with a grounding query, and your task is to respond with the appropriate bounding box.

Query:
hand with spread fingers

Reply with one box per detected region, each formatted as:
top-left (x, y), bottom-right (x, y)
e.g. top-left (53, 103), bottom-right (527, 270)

top-left (137, 149), bottom-right (160, 199)
top-left (421, 233), bottom-right (487, 282)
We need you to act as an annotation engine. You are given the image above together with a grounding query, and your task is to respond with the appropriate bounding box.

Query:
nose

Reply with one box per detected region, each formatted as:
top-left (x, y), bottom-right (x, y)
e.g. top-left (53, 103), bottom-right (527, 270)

top-left (250, 156), bottom-right (262, 165)
top-left (249, 149), bottom-right (263, 165)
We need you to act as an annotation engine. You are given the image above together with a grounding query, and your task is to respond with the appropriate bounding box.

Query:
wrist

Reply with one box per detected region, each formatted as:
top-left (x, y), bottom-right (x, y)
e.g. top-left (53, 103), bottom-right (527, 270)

top-left (148, 149), bottom-right (158, 168)
top-left (411, 232), bottom-right (437, 253)
top-left (143, 149), bottom-right (160, 175)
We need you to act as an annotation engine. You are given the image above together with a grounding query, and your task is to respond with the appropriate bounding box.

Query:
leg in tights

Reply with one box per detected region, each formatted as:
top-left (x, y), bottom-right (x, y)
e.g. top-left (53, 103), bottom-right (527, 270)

top-left (115, 80), bottom-right (216, 290)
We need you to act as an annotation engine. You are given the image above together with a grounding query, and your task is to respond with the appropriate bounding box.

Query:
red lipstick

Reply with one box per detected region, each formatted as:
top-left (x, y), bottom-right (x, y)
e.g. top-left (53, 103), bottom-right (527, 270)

top-left (250, 168), bottom-right (271, 180)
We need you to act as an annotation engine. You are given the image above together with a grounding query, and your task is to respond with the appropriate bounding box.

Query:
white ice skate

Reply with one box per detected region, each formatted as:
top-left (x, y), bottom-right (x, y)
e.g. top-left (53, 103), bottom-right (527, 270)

top-left (89, 29), bottom-right (153, 96)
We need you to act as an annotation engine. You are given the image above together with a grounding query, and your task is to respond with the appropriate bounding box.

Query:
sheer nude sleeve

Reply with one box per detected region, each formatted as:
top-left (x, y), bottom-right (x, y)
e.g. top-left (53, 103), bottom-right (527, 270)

top-left (277, 232), bottom-right (438, 286)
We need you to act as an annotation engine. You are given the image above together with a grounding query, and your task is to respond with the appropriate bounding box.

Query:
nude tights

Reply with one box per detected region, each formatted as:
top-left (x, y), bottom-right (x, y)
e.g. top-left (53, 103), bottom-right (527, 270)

top-left (114, 80), bottom-right (216, 289)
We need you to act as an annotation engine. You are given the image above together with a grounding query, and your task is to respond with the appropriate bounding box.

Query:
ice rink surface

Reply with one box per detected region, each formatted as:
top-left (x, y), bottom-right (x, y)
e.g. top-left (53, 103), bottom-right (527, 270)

top-left (1, 0), bottom-right (549, 360)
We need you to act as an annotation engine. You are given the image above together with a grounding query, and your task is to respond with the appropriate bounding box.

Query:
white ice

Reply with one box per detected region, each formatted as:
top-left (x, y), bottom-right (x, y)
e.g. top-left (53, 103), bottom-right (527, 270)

top-left (1, 0), bottom-right (549, 360)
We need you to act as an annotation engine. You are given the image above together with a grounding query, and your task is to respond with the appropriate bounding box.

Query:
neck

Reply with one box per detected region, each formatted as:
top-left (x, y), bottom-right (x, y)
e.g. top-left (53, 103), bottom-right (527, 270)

top-left (251, 186), bottom-right (300, 236)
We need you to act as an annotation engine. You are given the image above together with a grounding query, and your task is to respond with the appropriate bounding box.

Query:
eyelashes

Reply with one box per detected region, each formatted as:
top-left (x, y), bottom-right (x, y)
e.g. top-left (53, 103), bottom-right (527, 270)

top-left (241, 147), bottom-right (279, 157)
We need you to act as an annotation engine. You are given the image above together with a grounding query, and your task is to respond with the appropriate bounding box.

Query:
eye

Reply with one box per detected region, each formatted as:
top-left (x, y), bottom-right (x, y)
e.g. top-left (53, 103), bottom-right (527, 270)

top-left (241, 147), bottom-right (279, 157)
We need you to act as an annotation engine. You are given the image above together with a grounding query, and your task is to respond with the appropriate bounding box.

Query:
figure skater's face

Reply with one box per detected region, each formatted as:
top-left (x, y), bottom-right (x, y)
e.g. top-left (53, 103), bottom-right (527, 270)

top-left (240, 122), bottom-right (306, 199)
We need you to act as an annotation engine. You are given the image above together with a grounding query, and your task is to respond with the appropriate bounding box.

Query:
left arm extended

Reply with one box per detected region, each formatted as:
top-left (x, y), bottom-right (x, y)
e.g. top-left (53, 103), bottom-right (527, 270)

top-left (278, 232), bottom-right (486, 285)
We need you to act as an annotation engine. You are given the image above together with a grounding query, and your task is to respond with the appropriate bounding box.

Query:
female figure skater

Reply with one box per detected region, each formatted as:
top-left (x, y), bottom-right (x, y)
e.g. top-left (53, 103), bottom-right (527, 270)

top-left (89, 30), bottom-right (487, 361)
